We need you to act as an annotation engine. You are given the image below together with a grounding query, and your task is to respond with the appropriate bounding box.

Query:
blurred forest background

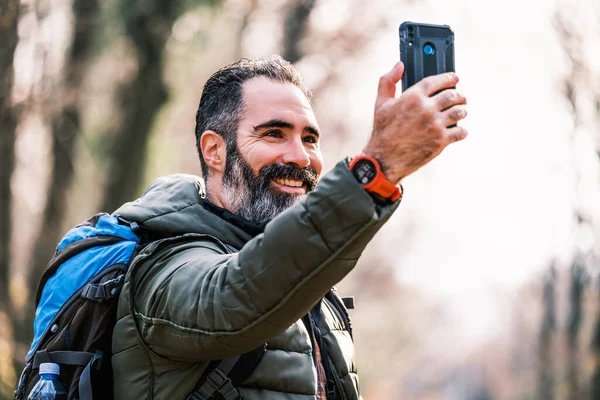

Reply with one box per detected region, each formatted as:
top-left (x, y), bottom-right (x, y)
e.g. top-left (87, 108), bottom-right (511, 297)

top-left (1, 0), bottom-right (600, 399)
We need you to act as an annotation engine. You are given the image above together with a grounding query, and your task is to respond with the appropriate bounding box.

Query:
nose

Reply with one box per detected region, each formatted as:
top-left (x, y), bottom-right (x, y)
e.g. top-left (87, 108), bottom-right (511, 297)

top-left (281, 137), bottom-right (311, 168)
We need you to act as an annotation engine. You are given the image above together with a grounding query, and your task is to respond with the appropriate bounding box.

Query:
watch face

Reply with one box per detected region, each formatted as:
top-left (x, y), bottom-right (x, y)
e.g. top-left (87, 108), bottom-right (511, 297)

top-left (352, 159), bottom-right (377, 185)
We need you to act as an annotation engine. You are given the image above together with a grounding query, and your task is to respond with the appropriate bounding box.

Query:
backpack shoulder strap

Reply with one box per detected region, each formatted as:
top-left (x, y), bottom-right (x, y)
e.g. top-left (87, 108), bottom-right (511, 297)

top-left (187, 344), bottom-right (266, 400)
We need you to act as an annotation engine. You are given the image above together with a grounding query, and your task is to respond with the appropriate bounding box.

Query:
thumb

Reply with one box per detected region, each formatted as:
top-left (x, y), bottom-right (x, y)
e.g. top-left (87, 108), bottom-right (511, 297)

top-left (377, 61), bottom-right (404, 100)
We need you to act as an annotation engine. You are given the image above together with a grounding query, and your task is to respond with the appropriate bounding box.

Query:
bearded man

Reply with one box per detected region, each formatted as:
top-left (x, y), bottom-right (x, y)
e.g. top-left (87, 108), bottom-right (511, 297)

top-left (111, 56), bottom-right (467, 400)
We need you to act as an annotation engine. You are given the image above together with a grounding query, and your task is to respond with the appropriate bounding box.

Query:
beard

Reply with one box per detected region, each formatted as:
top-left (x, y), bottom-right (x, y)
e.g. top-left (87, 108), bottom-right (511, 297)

top-left (221, 145), bottom-right (318, 225)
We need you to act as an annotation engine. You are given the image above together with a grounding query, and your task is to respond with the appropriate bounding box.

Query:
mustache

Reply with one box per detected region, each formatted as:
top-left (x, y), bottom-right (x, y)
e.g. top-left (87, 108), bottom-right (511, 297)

top-left (259, 163), bottom-right (319, 192)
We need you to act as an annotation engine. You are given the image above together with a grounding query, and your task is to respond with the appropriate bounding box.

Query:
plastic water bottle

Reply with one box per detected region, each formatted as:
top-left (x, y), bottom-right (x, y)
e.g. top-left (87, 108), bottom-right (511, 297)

top-left (28, 363), bottom-right (67, 400)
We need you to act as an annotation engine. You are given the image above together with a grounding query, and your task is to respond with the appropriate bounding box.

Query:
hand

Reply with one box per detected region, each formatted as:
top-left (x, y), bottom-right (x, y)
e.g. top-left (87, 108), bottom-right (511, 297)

top-left (363, 62), bottom-right (468, 184)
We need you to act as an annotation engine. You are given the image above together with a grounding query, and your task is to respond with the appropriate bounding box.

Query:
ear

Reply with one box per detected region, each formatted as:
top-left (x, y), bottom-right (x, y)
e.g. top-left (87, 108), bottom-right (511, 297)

top-left (200, 130), bottom-right (227, 174)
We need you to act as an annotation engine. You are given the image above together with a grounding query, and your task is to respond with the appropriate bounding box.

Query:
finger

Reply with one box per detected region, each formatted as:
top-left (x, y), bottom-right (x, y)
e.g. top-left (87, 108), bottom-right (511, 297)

top-left (433, 89), bottom-right (467, 111)
top-left (440, 105), bottom-right (467, 127)
top-left (377, 62), bottom-right (405, 100)
top-left (417, 72), bottom-right (459, 97)
top-left (446, 125), bottom-right (468, 143)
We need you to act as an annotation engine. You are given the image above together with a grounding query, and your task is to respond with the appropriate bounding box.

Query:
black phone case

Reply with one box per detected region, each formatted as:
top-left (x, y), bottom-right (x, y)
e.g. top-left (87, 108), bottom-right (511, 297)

top-left (399, 22), bottom-right (455, 91)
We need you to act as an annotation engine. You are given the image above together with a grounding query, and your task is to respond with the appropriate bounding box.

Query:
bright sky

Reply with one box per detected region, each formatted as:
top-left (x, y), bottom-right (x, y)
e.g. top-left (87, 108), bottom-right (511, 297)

top-left (310, 0), bottom-right (600, 346)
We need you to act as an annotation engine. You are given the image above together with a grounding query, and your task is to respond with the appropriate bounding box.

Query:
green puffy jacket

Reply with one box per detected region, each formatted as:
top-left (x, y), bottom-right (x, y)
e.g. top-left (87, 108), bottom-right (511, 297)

top-left (111, 159), bottom-right (399, 399)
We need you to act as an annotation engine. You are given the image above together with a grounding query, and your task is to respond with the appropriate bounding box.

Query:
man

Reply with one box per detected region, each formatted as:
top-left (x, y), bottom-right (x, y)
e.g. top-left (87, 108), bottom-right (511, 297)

top-left (111, 56), bottom-right (467, 399)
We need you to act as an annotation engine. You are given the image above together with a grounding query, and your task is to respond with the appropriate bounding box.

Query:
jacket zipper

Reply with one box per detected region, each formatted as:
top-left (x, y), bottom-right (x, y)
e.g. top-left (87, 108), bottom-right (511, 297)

top-left (302, 313), bottom-right (320, 383)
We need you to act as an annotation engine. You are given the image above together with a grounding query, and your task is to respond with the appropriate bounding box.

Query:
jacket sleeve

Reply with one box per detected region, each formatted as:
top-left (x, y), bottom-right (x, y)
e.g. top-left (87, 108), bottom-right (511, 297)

top-left (130, 159), bottom-right (400, 361)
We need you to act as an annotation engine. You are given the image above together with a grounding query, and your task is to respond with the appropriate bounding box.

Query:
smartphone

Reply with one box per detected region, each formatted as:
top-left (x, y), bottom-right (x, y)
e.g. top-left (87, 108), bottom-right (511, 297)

top-left (399, 22), bottom-right (455, 91)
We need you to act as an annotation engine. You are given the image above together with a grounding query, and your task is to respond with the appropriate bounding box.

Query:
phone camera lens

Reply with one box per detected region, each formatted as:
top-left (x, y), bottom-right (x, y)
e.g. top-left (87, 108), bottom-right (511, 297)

top-left (408, 33), bottom-right (414, 39)
top-left (423, 43), bottom-right (435, 55)
top-left (408, 26), bottom-right (414, 32)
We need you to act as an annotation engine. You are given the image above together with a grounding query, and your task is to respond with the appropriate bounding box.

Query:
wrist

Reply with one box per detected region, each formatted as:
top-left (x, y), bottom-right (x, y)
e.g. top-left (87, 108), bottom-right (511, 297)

top-left (361, 148), bottom-right (404, 184)
top-left (349, 153), bottom-right (402, 202)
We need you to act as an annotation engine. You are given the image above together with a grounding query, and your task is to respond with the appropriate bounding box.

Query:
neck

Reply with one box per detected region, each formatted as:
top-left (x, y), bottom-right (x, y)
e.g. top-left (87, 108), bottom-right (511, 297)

top-left (205, 173), bottom-right (227, 209)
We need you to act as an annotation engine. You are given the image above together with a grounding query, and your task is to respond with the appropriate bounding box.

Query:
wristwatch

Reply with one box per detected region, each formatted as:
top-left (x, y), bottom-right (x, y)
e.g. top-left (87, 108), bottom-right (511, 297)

top-left (349, 154), bottom-right (402, 202)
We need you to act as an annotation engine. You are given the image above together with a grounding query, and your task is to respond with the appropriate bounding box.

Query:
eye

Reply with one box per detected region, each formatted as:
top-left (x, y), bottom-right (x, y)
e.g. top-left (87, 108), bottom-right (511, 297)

top-left (303, 135), bottom-right (318, 144)
top-left (263, 130), bottom-right (283, 138)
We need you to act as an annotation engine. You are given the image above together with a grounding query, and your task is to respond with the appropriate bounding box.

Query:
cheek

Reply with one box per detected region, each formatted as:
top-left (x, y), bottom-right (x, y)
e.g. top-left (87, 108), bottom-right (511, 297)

top-left (245, 145), bottom-right (281, 171)
top-left (311, 151), bottom-right (324, 176)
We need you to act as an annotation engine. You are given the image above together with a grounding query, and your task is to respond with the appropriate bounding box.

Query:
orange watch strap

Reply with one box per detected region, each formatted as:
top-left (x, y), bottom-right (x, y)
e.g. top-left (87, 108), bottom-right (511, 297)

top-left (349, 154), bottom-right (402, 202)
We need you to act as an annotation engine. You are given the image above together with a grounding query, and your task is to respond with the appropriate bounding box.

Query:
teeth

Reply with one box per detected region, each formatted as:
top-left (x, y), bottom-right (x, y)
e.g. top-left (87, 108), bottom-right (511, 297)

top-left (274, 178), bottom-right (303, 187)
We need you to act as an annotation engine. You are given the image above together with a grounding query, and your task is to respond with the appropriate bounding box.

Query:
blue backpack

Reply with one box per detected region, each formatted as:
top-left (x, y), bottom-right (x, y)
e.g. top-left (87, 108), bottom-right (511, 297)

top-left (14, 214), bottom-right (143, 400)
top-left (15, 213), bottom-right (265, 400)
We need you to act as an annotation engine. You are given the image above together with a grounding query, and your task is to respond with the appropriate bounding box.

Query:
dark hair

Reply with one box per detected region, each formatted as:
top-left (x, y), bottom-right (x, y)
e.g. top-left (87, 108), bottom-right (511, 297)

top-left (195, 55), bottom-right (312, 181)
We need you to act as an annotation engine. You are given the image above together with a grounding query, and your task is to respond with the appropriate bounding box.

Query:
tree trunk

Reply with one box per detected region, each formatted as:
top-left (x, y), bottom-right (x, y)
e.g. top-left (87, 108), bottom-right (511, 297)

top-left (100, 0), bottom-right (184, 213)
top-left (538, 266), bottom-right (556, 400)
top-left (566, 259), bottom-right (586, 400)
top-left (282, 0), bottom-right (317, 64)
top-left (29, 0), bottom-right (101, 291)
top-left (15, 0), bottom-right (102, 381)
top-left (234, 0), bottom-right (258, 59)
top-left (553, 12), bottom-right (600, 398)
top-left (0, 0), bottom-right (21, 395)
top-left (0, 0), bottom-right (19, 308)
top-left (591, 289), bottom-right (600, 399)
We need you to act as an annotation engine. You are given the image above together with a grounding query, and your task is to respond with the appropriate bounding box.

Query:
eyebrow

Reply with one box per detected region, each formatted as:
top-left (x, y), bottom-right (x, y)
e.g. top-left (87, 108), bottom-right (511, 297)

top-left (252, 119), bottom-right (320, 137)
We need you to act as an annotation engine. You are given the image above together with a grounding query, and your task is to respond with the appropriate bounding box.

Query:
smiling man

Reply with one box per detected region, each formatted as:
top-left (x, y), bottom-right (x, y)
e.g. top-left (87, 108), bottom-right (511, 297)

top-left (111, 56), bottom-right (467, 400)
top-left (203, 74), bottom-right (322, 224)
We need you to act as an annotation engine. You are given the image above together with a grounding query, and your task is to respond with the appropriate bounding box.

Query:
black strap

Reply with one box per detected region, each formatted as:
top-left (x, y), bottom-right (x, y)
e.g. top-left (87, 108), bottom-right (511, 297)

top-left (187, 343), bottom-right (267, 400)
top-left (342, 296), bottom-right (355, 310)
top-left (33, 350), bottom-right (95, 368)
top-left (14, 362), bottom-right (32, 400)
top-left (187, 356), bottom-right (241, 400)
top-left (31, 350), bottom-right (102, 400)
top-left (225, 344), bottom-right (266, 384)
top-left (115, 214), bottom-right (156, 244)
top-left (80, 274), bottom-right (125, 302)
top-left (78, 350), bottom-right (104, 400)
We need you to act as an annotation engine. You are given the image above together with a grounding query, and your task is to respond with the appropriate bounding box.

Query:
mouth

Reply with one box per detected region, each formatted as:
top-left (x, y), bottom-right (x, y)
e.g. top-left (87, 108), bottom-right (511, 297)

top-left (271, 177), bottom-right (307, 194)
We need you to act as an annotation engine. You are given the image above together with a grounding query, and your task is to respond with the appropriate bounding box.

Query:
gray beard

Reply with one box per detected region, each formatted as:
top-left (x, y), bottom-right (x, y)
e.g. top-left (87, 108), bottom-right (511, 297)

top-left (221, 150), bottom-right (305, 225)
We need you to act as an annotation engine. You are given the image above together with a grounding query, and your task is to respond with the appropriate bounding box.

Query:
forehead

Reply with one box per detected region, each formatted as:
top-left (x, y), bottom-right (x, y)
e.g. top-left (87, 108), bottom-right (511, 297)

top-left (240, 77), bottom-right (317, 127)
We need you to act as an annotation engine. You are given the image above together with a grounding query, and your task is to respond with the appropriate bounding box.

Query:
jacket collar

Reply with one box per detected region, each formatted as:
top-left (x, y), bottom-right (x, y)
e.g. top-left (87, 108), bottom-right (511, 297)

top-left (200, 199), bottom-right (266, 238)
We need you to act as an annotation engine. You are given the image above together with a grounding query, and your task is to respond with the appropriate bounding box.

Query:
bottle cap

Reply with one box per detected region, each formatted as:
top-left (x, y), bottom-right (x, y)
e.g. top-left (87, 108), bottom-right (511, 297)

top-left (39, 363), bottom-right (60, 375)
